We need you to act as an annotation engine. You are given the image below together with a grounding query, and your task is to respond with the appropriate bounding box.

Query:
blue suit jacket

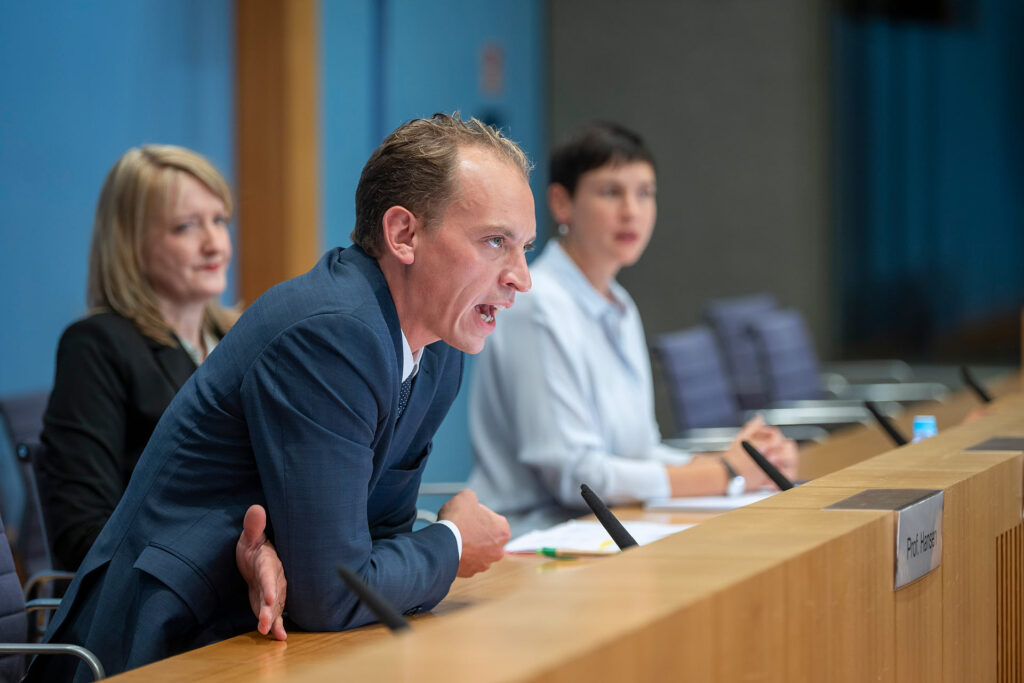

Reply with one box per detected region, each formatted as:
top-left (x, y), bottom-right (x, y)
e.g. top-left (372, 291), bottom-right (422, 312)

top-left (28, 246), bottom-right (464, 680)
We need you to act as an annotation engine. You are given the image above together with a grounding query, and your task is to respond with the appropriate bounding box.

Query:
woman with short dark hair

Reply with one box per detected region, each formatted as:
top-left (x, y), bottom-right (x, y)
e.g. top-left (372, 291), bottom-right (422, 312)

top-left (469, 122), bottom-right (799, 534)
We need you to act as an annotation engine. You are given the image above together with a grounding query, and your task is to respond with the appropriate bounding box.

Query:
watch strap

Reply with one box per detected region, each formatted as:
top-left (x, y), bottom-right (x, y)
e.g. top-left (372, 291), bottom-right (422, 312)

top-left (719, 456), bottom-right (739, 480)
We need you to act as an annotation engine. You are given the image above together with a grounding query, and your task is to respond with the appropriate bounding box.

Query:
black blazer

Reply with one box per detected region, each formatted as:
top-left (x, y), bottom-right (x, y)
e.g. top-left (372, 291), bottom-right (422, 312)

top-left (41, 312), bottom-right (202, 570)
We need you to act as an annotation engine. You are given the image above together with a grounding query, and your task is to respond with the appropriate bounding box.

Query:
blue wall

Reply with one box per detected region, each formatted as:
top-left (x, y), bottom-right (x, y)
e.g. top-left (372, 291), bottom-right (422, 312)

top-left (0, 1), bottom-right (236, 396)
top-left (0, 0), bottom-right (234, 532)
top-left (321, 0), bottom-right (547, 487)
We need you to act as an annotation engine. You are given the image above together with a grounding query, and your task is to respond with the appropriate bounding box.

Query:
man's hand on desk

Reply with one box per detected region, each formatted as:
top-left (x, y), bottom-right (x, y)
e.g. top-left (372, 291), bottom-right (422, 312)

top-left (236, 504), bottom-right (288, 641)
top-left (438, 489), bottom-right (511, 578)
top-left (722, 416), bottom-right (800, 491)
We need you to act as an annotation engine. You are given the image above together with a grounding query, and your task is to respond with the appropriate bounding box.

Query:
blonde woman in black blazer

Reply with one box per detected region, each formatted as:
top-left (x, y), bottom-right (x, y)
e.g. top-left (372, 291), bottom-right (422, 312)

top-left (40, 146), bottom-right (287, 640)
top-left (42, 145), bottom-right (235, 571)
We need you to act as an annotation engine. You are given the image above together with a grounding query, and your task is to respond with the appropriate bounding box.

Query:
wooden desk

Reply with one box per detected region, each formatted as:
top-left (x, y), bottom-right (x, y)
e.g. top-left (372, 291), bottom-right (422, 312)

top-left (111, 385), bottom-right (1024, 682)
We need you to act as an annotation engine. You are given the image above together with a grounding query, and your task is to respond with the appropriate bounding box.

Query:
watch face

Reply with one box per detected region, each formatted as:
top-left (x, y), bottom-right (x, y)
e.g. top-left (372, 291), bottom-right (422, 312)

top-left (727, 475), bottom-right (747, 497)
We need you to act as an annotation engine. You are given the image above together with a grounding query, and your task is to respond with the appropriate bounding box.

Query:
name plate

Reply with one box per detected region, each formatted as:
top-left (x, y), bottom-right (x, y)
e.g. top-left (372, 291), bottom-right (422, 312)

top-left (825, 489), bottom-right (943, 590)
top-left (963, 436), bottom-right (1024, 452)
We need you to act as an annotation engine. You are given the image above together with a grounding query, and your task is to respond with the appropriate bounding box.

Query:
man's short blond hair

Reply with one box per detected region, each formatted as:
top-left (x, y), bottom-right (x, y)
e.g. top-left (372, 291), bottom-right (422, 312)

top-left (351, 113), bottom-right (532, 257)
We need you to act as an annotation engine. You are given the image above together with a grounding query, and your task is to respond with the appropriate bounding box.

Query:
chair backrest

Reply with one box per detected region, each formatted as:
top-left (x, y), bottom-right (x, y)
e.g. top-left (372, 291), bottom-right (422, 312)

top-left (18, 442), bottom-right (57, 572)
top-left (747, 308), bottom-right (825, 402)
top-left (0, 392), bottom-right (48, 449)
top-left (651, 327), bottom-right (741, 431)
top-left (0, 512), bottom-right (28, 680)
top-left (703, 293), bottom-right (778, 409)
top-left (0, 392), bottom-right (53, 578)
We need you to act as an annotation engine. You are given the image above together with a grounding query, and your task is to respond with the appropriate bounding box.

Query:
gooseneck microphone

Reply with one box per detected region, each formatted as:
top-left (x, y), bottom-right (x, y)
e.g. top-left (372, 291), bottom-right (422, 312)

top-left (740, 441), bottom-right (794, 491)
top-left (336, 565), bottom-right (411, 632)
top-left (960, 366), bottom-right (992, 404)
top-left (580, 483), bottom-right (638, 550)
top-left (864, 400), bottom-right (908, 447)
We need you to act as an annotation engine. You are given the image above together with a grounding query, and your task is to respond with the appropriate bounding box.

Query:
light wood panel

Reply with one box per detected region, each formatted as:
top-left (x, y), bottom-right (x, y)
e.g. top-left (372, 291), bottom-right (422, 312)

top-left (802, 397), bottom-right (1024, 683)
top-left (236, 0), bottom-right (320, 305)
top-left (284, 507), bottom-right (894, 683)
top-left (108, 387), bottom-right (1024, 682)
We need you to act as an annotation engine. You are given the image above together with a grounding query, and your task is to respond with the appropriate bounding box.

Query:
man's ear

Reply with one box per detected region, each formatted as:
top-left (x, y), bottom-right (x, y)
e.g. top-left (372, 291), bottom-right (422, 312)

top-left (547, 183), bottom-right (573, 226)
top-left (381, 206), bottom-right (418, 265)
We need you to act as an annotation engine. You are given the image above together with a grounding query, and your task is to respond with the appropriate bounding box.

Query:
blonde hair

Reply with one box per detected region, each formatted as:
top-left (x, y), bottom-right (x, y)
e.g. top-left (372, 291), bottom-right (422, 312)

top-left (351, 112), bottom-right (533, 257)
top-left (87, 145), bottom-right (238, 346)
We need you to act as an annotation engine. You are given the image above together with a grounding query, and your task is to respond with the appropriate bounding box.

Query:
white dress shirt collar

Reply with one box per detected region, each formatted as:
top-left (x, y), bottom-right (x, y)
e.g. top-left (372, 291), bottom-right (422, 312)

top-left (545, 240), bottom-right (629, 320)
top-left (400, 330), bottom-right (423, 382)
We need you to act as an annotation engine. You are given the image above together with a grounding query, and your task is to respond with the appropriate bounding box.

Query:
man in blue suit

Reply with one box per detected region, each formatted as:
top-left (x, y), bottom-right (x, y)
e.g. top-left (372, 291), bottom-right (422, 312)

top-left (27, 113), bottom-right (535, 681)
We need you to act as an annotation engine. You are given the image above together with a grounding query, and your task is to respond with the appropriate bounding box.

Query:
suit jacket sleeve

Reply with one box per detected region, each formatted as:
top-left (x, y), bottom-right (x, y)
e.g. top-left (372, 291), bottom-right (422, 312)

top-left (240, 314), bottom-right (459, 631)
top-left (41, 322), bottom-right (132, 569)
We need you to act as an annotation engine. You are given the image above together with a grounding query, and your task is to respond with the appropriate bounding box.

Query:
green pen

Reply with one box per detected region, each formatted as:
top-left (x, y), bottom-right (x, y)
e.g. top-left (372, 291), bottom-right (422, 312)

top-left (536, 540), bottom-right (616, 558)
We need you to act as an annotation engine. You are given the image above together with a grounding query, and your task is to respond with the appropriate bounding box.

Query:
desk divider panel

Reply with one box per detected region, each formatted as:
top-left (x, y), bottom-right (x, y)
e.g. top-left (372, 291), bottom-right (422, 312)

top-left (997, 521), bottom-right (1024, 683)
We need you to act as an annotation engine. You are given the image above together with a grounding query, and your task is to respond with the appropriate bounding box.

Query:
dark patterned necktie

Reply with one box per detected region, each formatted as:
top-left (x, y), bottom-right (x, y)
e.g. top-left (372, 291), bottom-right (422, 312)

top-left (397, 375), bottom-right (413, 419)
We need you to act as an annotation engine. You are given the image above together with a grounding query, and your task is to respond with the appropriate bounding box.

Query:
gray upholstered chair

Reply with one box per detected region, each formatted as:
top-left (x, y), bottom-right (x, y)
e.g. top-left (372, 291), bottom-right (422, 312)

top-left (0, 511), bottom-right (104, 681)
top-left (0, 392), bottom-right (52, 579)
top-left (747, 309), bottom-right (948, 405)
top-left (650, 326), bottom-right (839, 446)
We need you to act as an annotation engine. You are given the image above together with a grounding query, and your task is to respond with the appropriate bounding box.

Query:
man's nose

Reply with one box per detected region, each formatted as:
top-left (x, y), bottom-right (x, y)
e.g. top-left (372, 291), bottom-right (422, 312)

top-left (504, 251), bottom-right (531, 293)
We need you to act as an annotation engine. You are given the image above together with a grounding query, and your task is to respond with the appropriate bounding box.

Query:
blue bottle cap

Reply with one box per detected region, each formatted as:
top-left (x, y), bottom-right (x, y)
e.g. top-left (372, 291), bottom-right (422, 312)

top-left (912, 415), bottom-right (938, 442)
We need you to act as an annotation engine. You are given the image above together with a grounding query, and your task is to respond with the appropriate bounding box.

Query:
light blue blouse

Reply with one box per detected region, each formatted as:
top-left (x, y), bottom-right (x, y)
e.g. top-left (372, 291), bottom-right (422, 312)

top-left (468, 241), bottom-right (690, 534)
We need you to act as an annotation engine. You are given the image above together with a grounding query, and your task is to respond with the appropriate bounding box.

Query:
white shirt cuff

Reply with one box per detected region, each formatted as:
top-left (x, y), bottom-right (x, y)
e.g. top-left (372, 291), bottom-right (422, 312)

top-left (650, 465), bottom-right (672, 500)
top-left (435, 519), bottom-right (463, 558)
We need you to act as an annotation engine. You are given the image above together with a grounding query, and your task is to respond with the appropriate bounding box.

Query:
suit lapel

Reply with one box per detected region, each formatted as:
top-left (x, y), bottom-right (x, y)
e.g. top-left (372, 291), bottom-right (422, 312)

top-left (146, 337), bottom-right (198, 390)
top-left (388, 346), bottom-right (443, 468)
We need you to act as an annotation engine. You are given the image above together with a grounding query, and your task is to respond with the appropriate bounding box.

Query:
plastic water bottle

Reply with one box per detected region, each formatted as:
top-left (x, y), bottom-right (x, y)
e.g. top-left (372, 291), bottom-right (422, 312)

top-left (912, 415), bottom-right (938, 443)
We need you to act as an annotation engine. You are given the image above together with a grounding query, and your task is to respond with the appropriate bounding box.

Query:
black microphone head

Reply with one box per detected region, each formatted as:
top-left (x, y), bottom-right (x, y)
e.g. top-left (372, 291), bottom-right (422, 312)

top-left (864, 400), bottom-right (908, 447)
top-left (337, 565), bottom-right (411, 632)
top-left (960, 366), bottom-right (992, 404)
top-left (740, 440), bottom-right (794, 491)
top-left (580, 483), bottom-right (638, 549)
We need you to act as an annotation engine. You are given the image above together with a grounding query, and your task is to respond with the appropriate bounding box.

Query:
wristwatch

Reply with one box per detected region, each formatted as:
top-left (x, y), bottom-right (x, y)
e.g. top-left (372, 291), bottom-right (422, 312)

top-left (719, 457), bottom-right (746, 497)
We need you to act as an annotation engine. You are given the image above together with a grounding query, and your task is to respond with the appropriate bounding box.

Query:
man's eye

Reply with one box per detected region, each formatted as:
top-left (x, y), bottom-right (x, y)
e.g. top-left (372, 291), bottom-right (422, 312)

top-left (524, 242), bottom-right (535, 253)
top-left (487, 236), bottom-right (504, 248)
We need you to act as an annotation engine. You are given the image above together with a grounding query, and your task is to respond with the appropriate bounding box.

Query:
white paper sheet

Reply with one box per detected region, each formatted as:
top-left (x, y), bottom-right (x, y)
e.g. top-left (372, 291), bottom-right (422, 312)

top-left (643, 490), bottom-right (775, 512)
top-left (504, 519), bottom-right (694, 555)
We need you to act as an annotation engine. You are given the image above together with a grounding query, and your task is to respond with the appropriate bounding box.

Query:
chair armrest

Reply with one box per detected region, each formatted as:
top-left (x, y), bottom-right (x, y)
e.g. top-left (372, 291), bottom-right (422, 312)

top-left (821, 359), bottom-right (914, 384)
top-left (24, 570), bottom-right (75, 601)
top-left (745, 406), bottom-right (872, 426)
top-left (418, 482), bottom-right (467, 497)
top-left (24, 598), bottom-right (61, 615)
top-left (0, 643), bottom-right (105, 680)
top-left (662, 437), bottom-right (733, 452)
top-left (832, 382), bottom-right (949, 403)
top-left (776, 425), bottom-right (829, 443)
top-left (415, 509), bottom-right (439, 524)
top-left (669, 425), bottom-right (827, 448)
top-left (766, 399), bottom-right (898, 411)
top-left (671, 427), bottom-right (741, 440)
